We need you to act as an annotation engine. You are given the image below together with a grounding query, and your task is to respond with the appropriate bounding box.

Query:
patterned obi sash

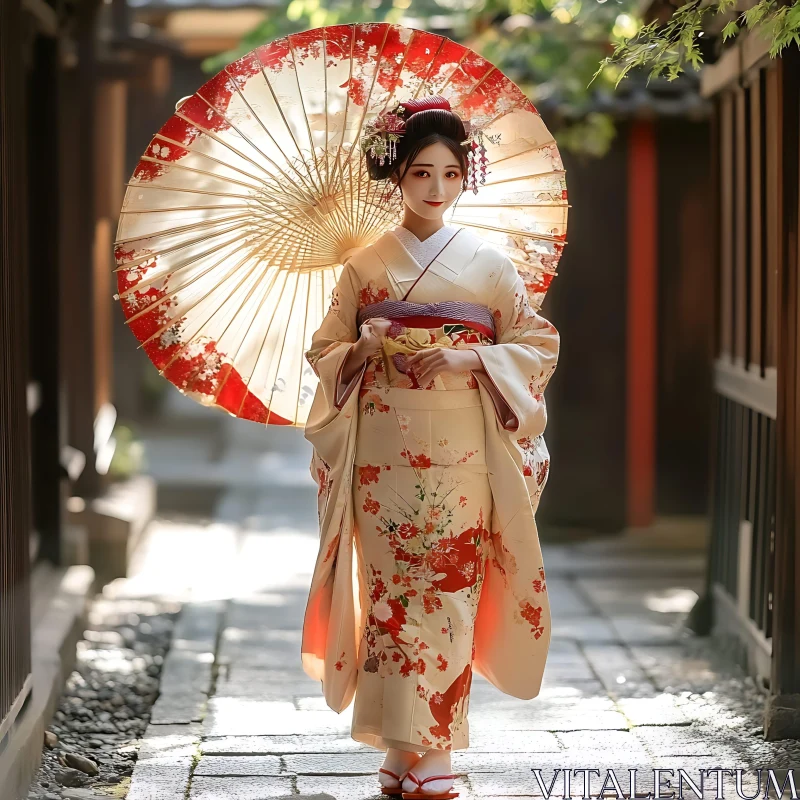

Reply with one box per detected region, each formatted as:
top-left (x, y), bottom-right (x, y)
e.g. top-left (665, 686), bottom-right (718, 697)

top-left (357, 300), bottom-right (496, 341)
top-left (357, 300), bottom-right (495, 386)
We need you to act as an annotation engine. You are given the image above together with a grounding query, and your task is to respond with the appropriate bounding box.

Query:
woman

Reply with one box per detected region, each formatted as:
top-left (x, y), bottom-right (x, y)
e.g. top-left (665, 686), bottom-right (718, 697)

top-left (301, 96), bottom-right (559, 799)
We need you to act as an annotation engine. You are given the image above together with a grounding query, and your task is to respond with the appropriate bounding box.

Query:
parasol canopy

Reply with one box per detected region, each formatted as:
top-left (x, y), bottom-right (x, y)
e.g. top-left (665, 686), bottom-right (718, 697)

top-left (114, 22), bottom-right (569, 427)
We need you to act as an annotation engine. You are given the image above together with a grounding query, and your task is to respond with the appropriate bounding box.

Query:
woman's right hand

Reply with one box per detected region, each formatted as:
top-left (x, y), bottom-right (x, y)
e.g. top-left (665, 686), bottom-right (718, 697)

top-left (355, 317), bottom-right (392, 357)
top-left (339, 317), bottom-right (392, 388)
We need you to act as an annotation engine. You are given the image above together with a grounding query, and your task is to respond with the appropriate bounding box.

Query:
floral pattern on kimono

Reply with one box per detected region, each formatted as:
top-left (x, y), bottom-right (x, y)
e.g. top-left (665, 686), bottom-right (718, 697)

top-left (301, 227), bottom-right (559, 724)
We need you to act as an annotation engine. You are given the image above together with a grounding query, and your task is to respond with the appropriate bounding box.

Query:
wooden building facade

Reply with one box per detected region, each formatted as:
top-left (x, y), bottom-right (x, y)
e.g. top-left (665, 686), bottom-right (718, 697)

top-left (0, 0), bottom-right (172, 786)
top-left (700, 33), bottom-right (799, 738)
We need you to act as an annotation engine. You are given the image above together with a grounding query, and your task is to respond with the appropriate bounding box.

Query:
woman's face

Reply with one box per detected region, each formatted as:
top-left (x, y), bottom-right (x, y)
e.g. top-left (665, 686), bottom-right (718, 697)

top-left (392, 141), bottom-right (463, 219)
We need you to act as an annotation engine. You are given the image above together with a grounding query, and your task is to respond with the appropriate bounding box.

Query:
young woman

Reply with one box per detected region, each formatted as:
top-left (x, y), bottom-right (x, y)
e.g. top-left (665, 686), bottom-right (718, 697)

top-left (300, 96), bottom-right (559, 799)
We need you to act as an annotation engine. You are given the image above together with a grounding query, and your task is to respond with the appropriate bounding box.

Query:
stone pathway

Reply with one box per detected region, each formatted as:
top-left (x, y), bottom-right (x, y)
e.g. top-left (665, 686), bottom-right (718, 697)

top-left (115, 410), bottom-right (798, 799)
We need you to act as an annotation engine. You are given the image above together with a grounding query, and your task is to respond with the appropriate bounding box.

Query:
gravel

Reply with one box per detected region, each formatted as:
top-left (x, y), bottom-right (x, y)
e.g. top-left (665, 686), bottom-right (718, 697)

top-left (26, 597), bottom-right (179, 800)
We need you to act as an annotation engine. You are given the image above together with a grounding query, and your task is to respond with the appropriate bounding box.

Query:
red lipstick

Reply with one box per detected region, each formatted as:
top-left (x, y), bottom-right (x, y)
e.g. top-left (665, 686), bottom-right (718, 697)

top-left (424, 201), bottom-right (444, 206)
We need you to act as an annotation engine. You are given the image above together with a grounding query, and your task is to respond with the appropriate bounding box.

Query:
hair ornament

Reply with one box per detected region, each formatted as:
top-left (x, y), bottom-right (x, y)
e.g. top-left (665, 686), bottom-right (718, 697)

top-left (359, 95), bottom-right (501, 192)
top-left (460, 118), bottom-right (502, 194)
top-left (359, 105), bottom-right (407, 166)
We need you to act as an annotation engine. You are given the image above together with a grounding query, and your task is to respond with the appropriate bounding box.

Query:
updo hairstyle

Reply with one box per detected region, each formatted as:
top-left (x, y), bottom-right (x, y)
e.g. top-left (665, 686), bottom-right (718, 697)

top-left (364, 96), bottom-right (470, 194)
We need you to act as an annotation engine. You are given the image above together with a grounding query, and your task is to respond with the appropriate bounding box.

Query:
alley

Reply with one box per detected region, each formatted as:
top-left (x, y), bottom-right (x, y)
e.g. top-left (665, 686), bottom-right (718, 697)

top-left (106, 394), bottom-right (798, 800)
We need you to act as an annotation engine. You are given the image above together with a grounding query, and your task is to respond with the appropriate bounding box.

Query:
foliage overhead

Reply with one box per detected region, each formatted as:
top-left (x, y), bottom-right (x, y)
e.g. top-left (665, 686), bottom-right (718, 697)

top-left (200, 0), bottom-right (691, 158)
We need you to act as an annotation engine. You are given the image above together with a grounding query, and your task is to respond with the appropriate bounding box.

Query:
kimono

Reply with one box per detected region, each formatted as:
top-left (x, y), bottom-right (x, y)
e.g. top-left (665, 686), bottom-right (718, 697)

top-left (301, 225), bottom-right (559, 753)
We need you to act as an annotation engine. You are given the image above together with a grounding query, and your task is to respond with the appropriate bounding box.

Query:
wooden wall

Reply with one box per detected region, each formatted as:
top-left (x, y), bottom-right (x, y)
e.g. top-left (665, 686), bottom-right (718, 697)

top-left (540, 116), bottom-right (712, 533)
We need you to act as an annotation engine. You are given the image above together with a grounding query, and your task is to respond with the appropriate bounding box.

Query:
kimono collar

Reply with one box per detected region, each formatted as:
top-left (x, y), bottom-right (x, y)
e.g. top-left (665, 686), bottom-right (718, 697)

top-left (370, 226), bottom-right (484, 299)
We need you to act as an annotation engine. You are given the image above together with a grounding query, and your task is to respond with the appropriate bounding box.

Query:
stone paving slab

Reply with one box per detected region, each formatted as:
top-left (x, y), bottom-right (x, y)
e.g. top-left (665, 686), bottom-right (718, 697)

top-left (608, 616), bottom-right (694, 646)
top-left (543, 579), bottom-right (594, 616)
top-left (189, 776), bottom-right (296, 799)
top-left (204, 698), bottom-right (352, 737)
top-left (553, 730), bottom-right (651, 760)
top-left (138, 722), bottom-right (204, 760)
top-left (615, 695), bottom-right (690, 726)
top-left (281, 753), bottom-right (385, 774)
top-left (194, 755), bottom-right (284, 776)
top-left (466, 730), bottom-right (562, 753)
top-left (295, 774), bottom-right (470, 800)
top-left (575, 577), bottom-right (705, 617)
top-left (127, 755), bottom-right (195, 800)
top-left (469, 697), bottom-right (628, 731)
top-left (629, 725), bottom-right (743, 758)
top-left (201, 735), bottom-right (370, 755)
top-left (150, 601), bottom-right (222, 724)
top-left (551, 617), bottom-right (620, 644)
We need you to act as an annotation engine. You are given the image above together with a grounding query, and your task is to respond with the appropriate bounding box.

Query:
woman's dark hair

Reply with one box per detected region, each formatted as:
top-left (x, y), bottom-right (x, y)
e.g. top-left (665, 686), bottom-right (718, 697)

top-left (364, 102), bottom-right (470, 193)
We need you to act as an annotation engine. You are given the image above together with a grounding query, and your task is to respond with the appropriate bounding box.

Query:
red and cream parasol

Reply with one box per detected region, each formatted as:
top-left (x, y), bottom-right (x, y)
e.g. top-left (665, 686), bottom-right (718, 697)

top-left (114, 22), bottom-right (568, 426)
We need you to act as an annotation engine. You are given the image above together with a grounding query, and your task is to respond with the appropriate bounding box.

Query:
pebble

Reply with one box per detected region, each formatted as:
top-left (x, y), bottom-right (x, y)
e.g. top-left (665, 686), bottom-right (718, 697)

top-left (63, 753), bottom-right (99, 777)
top-left (55, 769), bottom-right (87, 788)
top-left (25, 599), bottom-right (178, 800)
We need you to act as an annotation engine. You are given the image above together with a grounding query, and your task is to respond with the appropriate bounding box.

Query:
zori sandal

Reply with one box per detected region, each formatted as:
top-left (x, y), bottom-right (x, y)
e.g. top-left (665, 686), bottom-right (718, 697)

top-left (401, 771), bottom-right (459, 799)
top-left (379, 767), bottom-right (408, 796)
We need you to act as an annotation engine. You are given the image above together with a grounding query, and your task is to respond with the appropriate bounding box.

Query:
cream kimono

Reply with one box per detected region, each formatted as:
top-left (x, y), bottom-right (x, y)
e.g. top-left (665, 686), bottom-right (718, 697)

top-left (301, 226), bottom-right (559, 752)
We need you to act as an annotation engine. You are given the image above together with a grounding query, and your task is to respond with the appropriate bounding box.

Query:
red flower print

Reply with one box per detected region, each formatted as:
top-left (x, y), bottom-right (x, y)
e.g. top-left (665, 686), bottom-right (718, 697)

top-left (536, 459), bottom-right (550, 486)
top-left (359, 464), bottom-right (381, 486)
top-left (428, 663), bottom-right (471, 742)
top-left (383, 597), bottom-right (407, 633)
top-left (437, 654), bottom-right (448, 671)
top-left (532, 566), bottom-right (547, 593)
top-left (459, 496), bottom-right (467, 507)
top-left (519, 600), bottom-right (545, 638)
top-left (359, 284), bottom-right (390, 308)
top-left (428, 518), bottom-right (489, 593)
top-left (362, 493), bottom-right (380, 515)
top-left (370, 574), bottom-right (387, 603)
top-left (334, 650), bottom-right (347, 671)
top-left (400, 449), bottom-right (431, 469)
top-left (422, 587), bottom-right (443, 615)
top-left (398, 522), bottom-right (420, 540)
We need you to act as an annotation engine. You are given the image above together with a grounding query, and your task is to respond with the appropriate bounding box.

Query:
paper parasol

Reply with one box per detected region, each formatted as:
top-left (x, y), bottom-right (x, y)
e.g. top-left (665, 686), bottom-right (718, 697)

top-left (114, 22), bottom-right (568, 427)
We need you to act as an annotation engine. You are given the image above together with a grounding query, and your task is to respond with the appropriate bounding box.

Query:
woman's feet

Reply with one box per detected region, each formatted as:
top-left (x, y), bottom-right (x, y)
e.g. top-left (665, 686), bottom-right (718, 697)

top-left (379, 747), bottom-right (422, 794)
top-left (401, 748), bottom-right (456, 796)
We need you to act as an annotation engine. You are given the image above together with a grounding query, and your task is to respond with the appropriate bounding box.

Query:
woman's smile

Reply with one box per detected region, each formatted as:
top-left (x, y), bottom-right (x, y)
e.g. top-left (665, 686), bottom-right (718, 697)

top-left (424, 200), bottom-right (444, 206)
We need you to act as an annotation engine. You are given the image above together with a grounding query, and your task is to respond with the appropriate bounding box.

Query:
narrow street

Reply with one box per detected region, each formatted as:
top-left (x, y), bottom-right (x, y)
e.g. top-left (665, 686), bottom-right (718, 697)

top-left (103, 393), bottom-right (797, 800)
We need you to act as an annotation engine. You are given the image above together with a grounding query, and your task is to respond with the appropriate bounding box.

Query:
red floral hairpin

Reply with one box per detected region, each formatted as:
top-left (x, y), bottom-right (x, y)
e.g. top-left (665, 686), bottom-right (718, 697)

top-left (359, 95), bottom-right (500, 192)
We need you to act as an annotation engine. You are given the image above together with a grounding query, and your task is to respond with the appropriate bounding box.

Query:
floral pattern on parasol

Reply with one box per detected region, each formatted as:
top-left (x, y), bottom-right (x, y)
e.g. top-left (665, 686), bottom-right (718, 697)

top-left (114, 22), bottom-right (569, 426)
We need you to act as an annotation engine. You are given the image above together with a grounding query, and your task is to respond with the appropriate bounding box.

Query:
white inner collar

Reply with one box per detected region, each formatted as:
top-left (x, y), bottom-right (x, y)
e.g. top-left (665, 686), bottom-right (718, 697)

top-left (392, 224), bottom-right (459, 268)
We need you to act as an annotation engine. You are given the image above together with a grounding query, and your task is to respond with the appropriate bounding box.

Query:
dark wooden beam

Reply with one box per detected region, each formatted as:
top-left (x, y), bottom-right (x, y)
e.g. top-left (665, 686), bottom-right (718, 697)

top-left (765, 43), bottom-right (800, 739)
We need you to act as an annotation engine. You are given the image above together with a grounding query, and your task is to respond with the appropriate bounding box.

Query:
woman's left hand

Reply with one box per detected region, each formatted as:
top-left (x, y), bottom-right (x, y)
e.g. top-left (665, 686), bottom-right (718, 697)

top-left (405, 347), bottom-right (483, 386)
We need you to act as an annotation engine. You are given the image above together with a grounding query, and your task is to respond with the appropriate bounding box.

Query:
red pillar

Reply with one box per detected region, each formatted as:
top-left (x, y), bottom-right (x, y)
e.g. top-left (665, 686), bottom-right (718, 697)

top-left (626, 119), bottom-right (658, 528)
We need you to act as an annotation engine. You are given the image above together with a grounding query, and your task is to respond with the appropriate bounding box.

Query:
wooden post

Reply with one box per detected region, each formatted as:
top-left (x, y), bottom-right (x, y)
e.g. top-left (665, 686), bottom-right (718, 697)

top-left (765, 45), bottom-right (800, 740)
top-left (626, 119), bottom-right (658, 528)
top-left (0, 0), bottom-right (33, 739)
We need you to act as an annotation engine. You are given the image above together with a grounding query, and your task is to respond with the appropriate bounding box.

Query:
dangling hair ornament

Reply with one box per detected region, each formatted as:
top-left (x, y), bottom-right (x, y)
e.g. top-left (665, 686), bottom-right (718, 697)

top-left (360, 105), bottom-right (407, 166)
top-left (359, 95), bottom-right (501, 193)
top-left (461, 118), bottom-right (502, 195)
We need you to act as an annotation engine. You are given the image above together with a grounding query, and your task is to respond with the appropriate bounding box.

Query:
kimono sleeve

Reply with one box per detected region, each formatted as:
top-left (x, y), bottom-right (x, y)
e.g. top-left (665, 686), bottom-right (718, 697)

top-left (304, 261), bottom-right (367, 413)
top-left (473, 257), bottom-right (560, 439)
